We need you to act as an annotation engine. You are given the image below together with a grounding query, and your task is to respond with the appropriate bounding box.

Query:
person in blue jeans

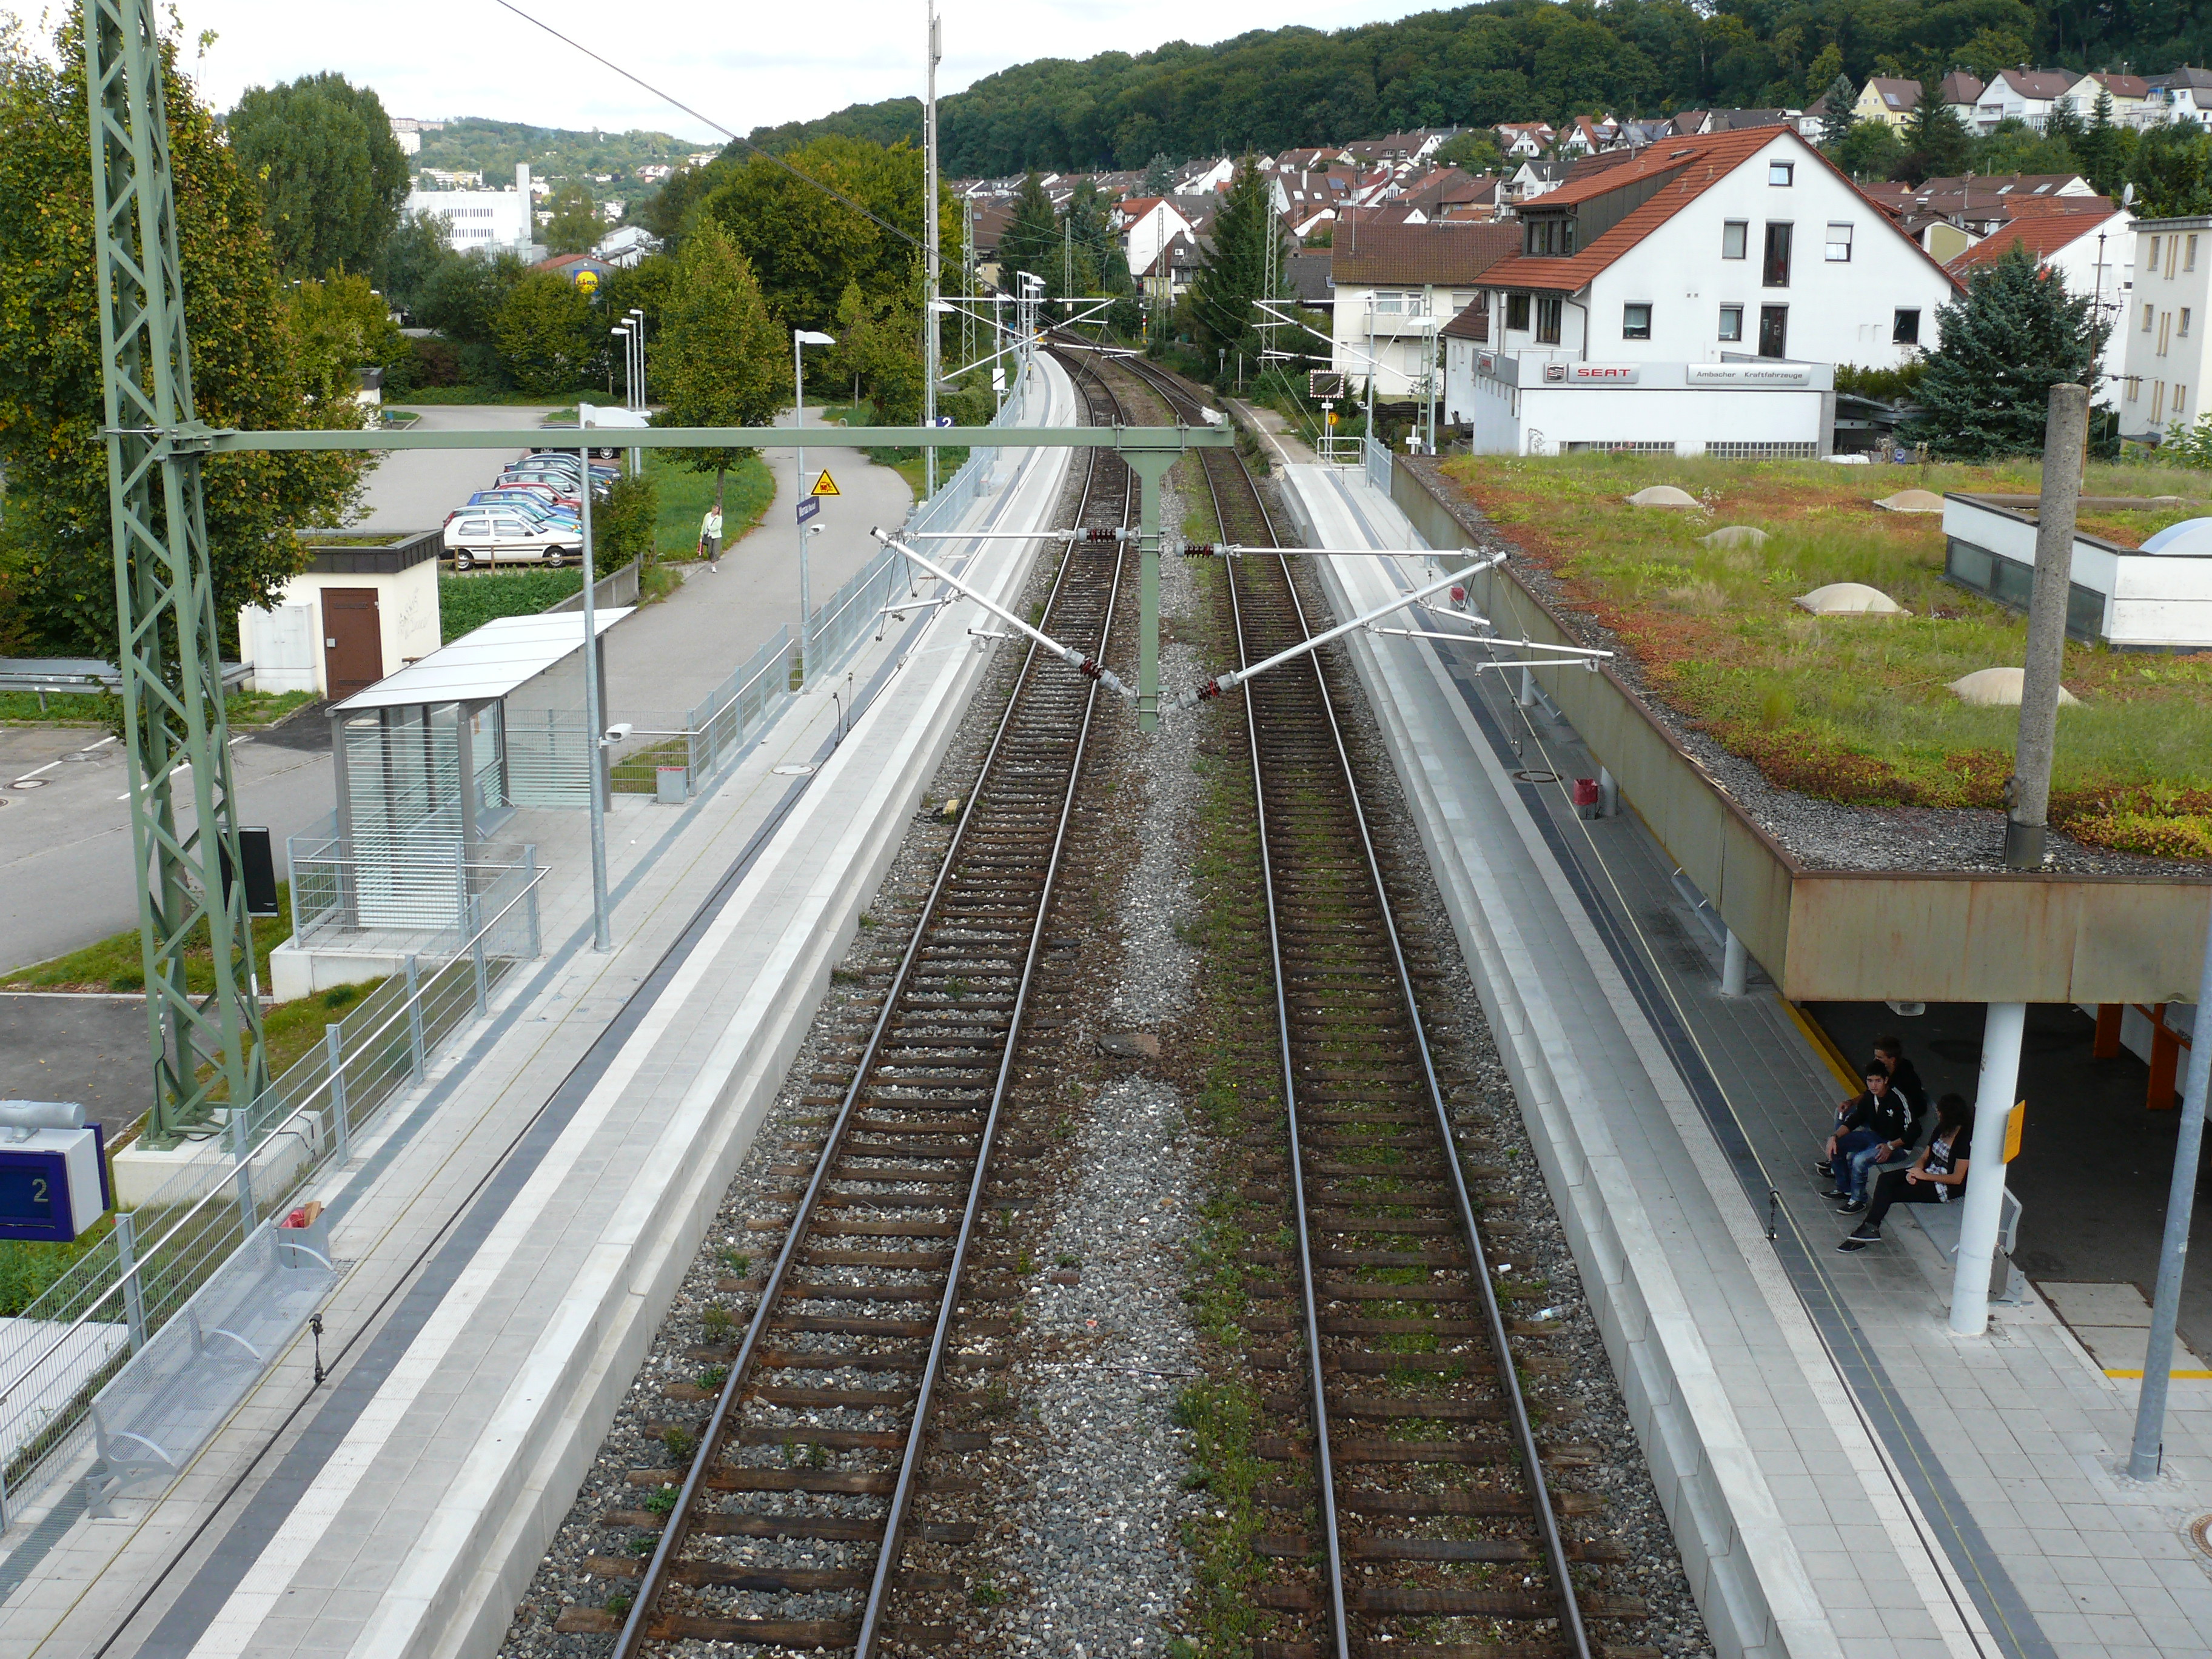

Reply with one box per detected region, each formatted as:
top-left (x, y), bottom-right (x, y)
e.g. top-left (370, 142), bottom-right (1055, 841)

top-left (1816, 1065), bottom-right (1922, 1212)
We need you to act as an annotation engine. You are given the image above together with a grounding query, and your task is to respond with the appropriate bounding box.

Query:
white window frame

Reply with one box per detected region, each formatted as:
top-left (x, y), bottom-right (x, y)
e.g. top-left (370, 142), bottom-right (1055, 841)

top-left (1622, 303), bottom-right (1652, 340)
top-left (1721, 220), bottom-right (1749, 260)
top-left (2183, 307), bottom-right (2194, 338)
top-left (1768, 161), bottom-right (1794, 186)
top-left (1825, 222), bottom-right (1854, 261)
top-left (1718, 304), bottom-right (1743, 341)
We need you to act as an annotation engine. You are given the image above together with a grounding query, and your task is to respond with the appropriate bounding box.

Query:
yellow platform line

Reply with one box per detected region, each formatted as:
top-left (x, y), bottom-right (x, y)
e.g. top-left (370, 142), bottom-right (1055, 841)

top-left (1780, 996), bottom-right (1863, 1094)
top-left (2101, 1369), bottom-right (2212, 1379)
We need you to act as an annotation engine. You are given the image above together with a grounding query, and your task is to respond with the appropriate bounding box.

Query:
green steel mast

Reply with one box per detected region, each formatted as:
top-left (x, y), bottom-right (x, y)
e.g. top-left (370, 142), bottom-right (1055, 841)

top-left (83, 0), bottom-right (265, 1147)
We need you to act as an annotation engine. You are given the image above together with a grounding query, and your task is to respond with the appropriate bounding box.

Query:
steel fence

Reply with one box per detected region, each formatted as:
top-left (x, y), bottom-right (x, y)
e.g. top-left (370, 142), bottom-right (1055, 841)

top-left (1363, 432), bottom-right (1394, 495)
top-left (0, 864), bottom-right (545, 1528)
top-left (288, 822), bottom-right (540, 950)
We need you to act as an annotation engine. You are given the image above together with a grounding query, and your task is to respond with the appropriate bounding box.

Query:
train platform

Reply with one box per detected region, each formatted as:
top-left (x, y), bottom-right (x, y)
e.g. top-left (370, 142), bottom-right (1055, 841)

top-left (1276, 461), bottom-right (2212, 1659)
top-left (0, 355), bottom-right (1081, 1659)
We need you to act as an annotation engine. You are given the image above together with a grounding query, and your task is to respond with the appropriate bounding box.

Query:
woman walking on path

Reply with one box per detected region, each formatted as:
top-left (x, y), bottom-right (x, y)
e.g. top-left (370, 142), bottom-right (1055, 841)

top-left (700, 504), bottom-right (724, 571)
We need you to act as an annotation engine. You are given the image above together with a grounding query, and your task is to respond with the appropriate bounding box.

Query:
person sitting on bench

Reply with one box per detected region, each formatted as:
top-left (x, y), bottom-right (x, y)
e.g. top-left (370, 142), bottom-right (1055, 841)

top-left (1873, 1034), bottom-right (1924, 1121)
top-left (1817, 1066), bottom-right (1923, 1211)
top-left (1838, 1095), bottom-right (1971, 1252)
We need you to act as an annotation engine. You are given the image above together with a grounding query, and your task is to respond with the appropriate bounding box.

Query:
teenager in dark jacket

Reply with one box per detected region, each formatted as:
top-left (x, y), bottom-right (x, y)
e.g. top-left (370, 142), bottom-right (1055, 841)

top-left (1817, 1068), bottom-right (1923, 1209)
top-left (1874, 1035), bottom-right (1925, 1119)
top-left (1840, 1096), bottom-right (1972, 1250)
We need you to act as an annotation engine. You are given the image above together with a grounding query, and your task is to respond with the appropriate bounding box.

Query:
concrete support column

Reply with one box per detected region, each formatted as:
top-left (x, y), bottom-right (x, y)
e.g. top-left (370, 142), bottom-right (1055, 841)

top-left (1721, 930), bottom-right (1748, 997)
top-left (1950, 1001), bottom-right (2025, 1336)
top-left (1518, 666), bottom-right (1535, 708)
top-left (1125, 452), bottom-right (1178, 733)
top-left (1598, 765), bottom-right (1617, 818)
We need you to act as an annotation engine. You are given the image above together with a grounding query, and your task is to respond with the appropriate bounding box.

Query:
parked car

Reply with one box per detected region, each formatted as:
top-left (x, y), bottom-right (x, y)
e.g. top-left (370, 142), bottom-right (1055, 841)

top-left (451, 495), bottom-right (580, 531)
top-left (466, 486), bottom-right (580, 517)
top-left (502, 467), bottom-right (609, 499)
top-left (443, 508), bottom-right (583, 570)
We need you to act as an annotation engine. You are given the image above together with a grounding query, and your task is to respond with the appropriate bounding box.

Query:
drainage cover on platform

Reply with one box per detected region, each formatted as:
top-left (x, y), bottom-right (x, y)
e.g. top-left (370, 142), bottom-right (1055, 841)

top-left (1511, 769), bottom-right (1558, 785)
top-left (771, 763), bottom-right (816, 776)
top-left (10, 778), bottom-right (47, 789)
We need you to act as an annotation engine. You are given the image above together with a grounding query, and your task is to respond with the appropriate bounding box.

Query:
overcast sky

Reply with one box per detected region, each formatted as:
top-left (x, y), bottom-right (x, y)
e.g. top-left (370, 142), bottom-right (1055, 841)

top-left (139, 0), bottom-right (1427, 139)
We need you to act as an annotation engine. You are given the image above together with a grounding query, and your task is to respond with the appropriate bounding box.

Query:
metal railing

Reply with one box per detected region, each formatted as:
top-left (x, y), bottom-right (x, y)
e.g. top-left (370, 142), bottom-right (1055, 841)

top-left (1363, 431), bottom-right (1394, 495)
top-left (288, 823), bottom-right (541, 950)
top-left (0, 864), bottom-right (546, 1527)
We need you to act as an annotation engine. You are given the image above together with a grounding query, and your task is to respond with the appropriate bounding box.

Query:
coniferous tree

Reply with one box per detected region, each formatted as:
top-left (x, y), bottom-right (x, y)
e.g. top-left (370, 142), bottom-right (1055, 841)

top-left (1908, 243), bottom-right (2109, 460)
top-left (1895, 81), bottom-right (1972, 181)
top-left (1816, 73), bottom-right (1857, 152)
top-left (1188, 163), bottom-right (1278, 363)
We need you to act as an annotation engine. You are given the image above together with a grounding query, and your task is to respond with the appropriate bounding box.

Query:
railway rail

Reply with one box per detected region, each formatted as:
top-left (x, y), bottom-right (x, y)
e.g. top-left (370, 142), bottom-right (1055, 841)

top-left (602, 349), bottom-right (1137, 1655)
top-left (1102, 346), bottom-right (1646, 1659)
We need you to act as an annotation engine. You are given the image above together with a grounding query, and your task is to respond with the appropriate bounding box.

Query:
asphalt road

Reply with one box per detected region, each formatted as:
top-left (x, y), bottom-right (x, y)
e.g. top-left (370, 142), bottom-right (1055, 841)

top-left (0, 994), bottom-right (154, 1137)
top-left (354, 403), bottom-right (551, 531)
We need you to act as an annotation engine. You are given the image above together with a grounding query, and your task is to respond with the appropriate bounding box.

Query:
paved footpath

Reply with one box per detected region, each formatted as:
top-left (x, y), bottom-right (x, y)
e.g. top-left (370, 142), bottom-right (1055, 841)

top-left (0, 356), bottom-right (1080, 1659)
top-left (1283, 461), bottom-right (2212, 1659)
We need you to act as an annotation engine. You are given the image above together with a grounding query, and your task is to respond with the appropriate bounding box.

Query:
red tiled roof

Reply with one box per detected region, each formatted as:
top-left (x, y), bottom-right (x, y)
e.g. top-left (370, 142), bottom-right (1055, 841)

top-left (1330, 220), bottom-right (1520, 285)
top-left (1945, 205), bottom-right (2125, 273)
top-left (1863, 76), bottom-right (1922, 112)
top-left (1476, 127), bottom-right (1963, 294)
top-left (2086, 71), bottom-right (2149, 100)
top-left (1989, 69), bottom-right (2079, 101)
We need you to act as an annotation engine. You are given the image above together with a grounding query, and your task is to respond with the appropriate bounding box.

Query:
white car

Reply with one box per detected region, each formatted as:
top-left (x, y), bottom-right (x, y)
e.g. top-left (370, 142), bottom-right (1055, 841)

top-left (443, 508), bottom-right (583, 570)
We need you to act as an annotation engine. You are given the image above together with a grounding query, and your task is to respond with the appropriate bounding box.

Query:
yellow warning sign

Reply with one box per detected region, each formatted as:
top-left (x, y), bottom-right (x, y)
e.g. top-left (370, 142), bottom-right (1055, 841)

top-left (2003, 1099), bottom-right (2026, 1162)
top-left (810, 470), bottom-right (841, 497)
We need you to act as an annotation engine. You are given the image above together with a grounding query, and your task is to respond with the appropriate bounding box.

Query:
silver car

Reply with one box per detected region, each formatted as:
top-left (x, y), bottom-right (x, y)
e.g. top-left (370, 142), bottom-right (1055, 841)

top-left (443, 508), bottom-right (583, 570)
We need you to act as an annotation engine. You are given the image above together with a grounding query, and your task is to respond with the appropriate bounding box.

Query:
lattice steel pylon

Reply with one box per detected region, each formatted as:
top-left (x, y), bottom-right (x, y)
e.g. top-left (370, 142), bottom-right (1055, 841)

top-left (84, 0), bottom-right (266, 1147)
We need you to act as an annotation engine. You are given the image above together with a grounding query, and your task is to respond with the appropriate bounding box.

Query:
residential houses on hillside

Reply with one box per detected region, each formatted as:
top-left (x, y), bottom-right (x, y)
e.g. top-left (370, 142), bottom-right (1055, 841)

top-left (1330, 221), bottom-right (1521, 398)
top-left (1944, 196), bottom-right (2134, 398)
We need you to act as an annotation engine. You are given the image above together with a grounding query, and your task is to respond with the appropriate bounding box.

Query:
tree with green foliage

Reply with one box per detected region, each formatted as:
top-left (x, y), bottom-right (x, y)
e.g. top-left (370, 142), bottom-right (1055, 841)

top-left (1908, 243), bottom-right (2108, 460)
top-left (1433, 131), bottom-right (1500, 173)
top-left (375, 209), bottom-right (455, 319)
top-left (494, 272), bottom-right (597, 396)
top-left (830, 280), bottom-right (924, 423)
top-left (599, 255), bottom-right (676, 398)
top-left (1188, 163), bottom-right (1277, 361)
top-left (2076, 91), bottom-right (2134, 199)
top-left (594, 472), bottom-right (660, 569)
top-left (287, 274), bottom-right (410, 405)
top-left (0, 19), bottom-right (363, 659)
top-left (415, 250), bottom-right (526, 385)
top-left (1832, 118), bottom-right (1903, 179)
top-left (545, 179), bottom-right (600, 255)
top-left (654, 217), bottom-right (784, 515)
top-left (1141, 154), bottom-right (1175, 195)
top-left (1896, 82), bottom-right (1972, 181)
top-left (703, 136), bottom-right (928, 331)
top-left (2131, 119), bottom-right (2212, 218)
top-left (997, 173), bottom-right (1061, 293)
top-left (226, 72), bottom-right (409, 278)
top-left (1063, 180), bottom-right (1131, 293)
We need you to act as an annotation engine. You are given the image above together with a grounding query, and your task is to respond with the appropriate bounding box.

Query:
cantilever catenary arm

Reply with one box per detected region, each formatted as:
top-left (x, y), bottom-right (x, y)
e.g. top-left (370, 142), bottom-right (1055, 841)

top-left (870, 529), bottom-right (1135, 701)
top-left (1174, 555), bottom-right (1504, 709)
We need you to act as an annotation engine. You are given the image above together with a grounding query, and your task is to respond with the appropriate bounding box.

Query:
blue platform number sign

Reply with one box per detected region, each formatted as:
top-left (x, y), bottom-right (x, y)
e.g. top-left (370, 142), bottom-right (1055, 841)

top-left (797, 495), bottom-right (820, 525)
top-left (0, 1108), bottom-right (109, 1243)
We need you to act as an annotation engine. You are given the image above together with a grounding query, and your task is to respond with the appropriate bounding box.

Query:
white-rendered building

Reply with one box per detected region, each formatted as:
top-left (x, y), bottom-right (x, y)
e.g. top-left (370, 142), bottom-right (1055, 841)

top-left (2120, 215), bottom-right (2212, 438)
top-left (1329, 221), bottom-right (1520, 397)
top-left (1446, 347), bottom-right (1836, 458)
top-left (404, 163), bottom-right (535, 255)
top-left (1971, 69), bottom-right (2082, 133)
top-left (240, 534), bottom-right (443, 702)
top-left (1455, 127), bottom-right (1954, 455)
top-left (1944, 204), bottom-right (2134, 404)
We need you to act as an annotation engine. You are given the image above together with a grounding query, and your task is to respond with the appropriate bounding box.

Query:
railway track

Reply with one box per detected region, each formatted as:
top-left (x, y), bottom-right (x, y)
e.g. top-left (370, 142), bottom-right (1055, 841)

top-left (601, 349), bottom-right (1136, 1656)
top-left (1102, 350), bottom-right (1646, 1659)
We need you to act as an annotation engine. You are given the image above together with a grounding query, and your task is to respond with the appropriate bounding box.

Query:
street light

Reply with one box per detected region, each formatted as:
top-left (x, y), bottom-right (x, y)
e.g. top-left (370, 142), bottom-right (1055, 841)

top-left (794, 329), bottom-right (836, 683)
top-left (609, 324), bottom-right (639, 476)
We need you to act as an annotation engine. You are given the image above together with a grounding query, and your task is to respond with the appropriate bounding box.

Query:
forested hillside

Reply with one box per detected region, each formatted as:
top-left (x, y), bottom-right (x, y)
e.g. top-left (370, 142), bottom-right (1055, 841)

top-left (747, 0), bottom-right (2212, 176)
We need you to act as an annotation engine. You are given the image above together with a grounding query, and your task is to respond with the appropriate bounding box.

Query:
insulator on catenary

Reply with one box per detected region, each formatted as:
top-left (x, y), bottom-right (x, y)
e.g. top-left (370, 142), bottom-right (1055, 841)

top-left (1181, 543), bottom-right (1217, 557)
top-left (1084, 527), bottom-right (1119, 542)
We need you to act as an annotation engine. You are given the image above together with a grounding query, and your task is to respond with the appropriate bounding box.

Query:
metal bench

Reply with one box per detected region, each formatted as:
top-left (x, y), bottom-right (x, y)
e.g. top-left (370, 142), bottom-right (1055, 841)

top-left (1901, 1187), bottom-right (2022, 1303)
top-left (84, 1213), bottom-right (338, 1515)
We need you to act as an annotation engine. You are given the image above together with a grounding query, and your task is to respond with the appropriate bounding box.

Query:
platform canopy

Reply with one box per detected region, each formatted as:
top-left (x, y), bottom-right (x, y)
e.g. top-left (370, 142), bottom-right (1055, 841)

top-left (331, 609), bottom-right (632, 712)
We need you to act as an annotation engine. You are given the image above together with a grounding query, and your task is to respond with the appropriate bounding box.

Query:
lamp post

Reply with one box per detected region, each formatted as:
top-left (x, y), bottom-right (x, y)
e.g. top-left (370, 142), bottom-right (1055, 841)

top-left (578, 444), bottom-right (611, 953)
top-left (609, 326), bottom-right (634, 476)
top-left (794, 328), bottom-right (836, 683)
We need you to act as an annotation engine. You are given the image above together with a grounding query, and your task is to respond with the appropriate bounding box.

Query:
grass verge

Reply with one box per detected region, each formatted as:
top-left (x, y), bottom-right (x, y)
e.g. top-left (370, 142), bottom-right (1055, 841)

top-left (0, 688), bottom-right (315, 728)
top-left (4, 888), bottom-right (295, 990)
top-left (1441, 452), bottom-right (2212, 859)
top-left (649, 452), bottom-right (775, 565)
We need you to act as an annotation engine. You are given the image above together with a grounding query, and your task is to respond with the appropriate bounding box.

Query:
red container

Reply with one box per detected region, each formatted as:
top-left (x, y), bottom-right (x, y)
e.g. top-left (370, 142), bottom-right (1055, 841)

top-left (1571, 777), bottom-right (1602, 819)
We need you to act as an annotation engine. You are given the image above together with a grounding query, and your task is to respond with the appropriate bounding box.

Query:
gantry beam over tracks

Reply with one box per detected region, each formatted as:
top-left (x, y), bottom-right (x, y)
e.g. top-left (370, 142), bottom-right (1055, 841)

top-left (193, 424), bottom-right (1235, 457)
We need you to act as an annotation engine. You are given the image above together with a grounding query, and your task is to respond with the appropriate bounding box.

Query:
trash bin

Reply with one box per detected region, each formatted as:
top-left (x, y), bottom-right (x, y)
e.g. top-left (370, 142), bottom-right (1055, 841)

top-left (656, 766), bottom-right (689, 805)
top-left (1572, 777), bottom-right (1602, 820)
